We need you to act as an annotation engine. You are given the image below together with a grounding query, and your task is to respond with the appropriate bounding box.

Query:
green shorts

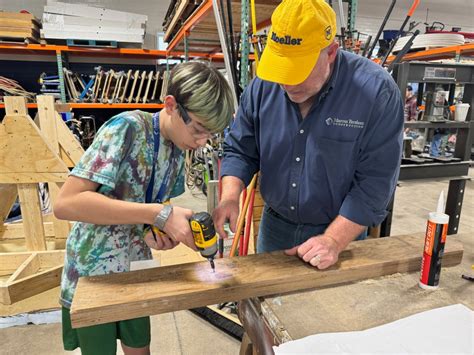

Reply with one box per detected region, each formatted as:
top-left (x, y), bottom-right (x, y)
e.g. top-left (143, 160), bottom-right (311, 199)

top-left (62, 307), bottom-right (150, 355)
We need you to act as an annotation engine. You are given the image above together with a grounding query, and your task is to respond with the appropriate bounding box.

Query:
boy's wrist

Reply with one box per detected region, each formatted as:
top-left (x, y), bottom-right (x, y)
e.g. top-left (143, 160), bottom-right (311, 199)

top-left (152, 205), bottom-right (173, 230)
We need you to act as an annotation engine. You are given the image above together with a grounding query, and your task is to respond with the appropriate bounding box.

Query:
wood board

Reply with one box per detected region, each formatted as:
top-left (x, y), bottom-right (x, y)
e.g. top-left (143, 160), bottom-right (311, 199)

top-left (0, 250), bottom-right (65, 305)
top-left (71, 234), bottom-right (464, 328)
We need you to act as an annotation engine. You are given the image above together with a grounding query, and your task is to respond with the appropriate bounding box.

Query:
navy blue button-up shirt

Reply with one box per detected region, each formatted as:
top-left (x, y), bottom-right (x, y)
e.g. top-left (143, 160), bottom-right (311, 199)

top-left (221, 50), bottom-right (404, 227)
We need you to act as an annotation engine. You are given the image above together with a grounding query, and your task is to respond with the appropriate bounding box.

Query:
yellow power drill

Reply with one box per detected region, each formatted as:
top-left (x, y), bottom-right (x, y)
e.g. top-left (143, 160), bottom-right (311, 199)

top-left (189, 212), bottom-right (218, 272)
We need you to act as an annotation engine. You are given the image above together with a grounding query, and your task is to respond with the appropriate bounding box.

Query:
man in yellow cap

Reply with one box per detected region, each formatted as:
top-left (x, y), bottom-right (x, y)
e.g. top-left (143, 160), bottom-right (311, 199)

top-left (213, 0), bottom-right (404, 269)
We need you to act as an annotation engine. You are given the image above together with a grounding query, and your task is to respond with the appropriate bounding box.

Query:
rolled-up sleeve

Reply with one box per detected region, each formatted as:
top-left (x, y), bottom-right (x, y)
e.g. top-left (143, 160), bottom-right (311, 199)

top-left (339, 81), bottom-right (404, 226)
top-left (221, 85), bottom-right (260, 186)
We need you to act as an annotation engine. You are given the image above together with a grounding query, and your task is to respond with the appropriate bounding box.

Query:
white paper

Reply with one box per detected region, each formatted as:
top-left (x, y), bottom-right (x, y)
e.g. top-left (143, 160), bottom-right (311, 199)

top-left (274, 304), bottom-right (473, 354)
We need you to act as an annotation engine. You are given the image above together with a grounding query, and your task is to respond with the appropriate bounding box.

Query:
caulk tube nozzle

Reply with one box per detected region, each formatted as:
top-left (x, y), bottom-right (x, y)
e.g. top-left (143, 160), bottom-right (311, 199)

top-left (436, 190), bottom-right (445, 214)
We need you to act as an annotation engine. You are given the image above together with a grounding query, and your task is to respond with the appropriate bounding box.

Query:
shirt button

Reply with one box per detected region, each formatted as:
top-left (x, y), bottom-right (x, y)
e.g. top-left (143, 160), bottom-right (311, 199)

top-left (290, 206), bottom-right (295, 211)
top-left (295, 157), bottom-right (301, 162)
top-left (299, 129), bottom-right (304, 134)
top-left (292, 183), bottom-right (297, 188)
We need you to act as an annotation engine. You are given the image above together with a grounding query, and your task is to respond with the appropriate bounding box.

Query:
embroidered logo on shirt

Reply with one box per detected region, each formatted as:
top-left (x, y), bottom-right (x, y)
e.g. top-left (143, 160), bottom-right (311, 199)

top-left (326, 117), bottom-right (364, 129)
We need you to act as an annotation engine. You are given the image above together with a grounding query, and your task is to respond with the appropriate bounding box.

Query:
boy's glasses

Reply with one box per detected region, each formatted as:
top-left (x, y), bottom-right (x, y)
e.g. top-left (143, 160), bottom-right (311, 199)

top-left (177, 103), bottom-right (193, 125)
top-left (176, 103), bottom-right (211, 137)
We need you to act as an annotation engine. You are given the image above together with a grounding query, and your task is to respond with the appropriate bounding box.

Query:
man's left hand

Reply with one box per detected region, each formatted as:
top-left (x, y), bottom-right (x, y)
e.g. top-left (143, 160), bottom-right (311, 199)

top-left (285, 235), bottom-right (340, 270)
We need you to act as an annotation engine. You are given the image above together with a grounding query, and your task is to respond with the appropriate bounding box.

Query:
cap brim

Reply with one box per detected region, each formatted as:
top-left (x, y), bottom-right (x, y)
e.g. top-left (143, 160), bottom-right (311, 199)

top-left (257, 48), bottom-right (320, 85)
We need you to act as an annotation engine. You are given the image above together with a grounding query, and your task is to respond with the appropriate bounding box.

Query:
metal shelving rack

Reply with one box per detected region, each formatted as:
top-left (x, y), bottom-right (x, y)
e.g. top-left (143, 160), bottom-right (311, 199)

top-left (381, 61), bottom-right (474, 236)
top-left (0, 43), bottom-right (226, 109)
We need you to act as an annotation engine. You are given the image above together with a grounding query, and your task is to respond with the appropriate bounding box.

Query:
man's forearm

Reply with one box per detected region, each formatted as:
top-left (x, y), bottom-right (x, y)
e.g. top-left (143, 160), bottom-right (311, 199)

top-left (323, 215), bottom-right (366, 253)
top-left (220, 176), bottom-right (245, 202)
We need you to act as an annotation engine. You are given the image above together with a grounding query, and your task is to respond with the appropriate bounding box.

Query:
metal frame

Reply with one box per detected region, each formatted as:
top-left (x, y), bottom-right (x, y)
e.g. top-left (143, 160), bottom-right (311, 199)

top-left (381, 61), bottom-right (473, 236)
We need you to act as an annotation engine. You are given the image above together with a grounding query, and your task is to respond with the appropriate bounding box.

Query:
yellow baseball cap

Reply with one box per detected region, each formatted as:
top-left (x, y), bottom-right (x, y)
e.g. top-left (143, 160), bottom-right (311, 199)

top-left (257, 0), bottom-right (337, 85)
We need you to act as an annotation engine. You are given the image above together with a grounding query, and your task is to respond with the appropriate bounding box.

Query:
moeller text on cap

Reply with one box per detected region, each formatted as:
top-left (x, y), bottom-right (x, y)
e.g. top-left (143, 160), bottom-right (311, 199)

top-left (271, 32), bottom-right (303, 45)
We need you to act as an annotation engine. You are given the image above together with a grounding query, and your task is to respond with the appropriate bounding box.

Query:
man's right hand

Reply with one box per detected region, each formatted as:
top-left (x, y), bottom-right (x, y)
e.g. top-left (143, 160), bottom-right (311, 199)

top-left (162, 206), bottom-right (198, 251)
top-left (212, 199), bottom-right (239, 239)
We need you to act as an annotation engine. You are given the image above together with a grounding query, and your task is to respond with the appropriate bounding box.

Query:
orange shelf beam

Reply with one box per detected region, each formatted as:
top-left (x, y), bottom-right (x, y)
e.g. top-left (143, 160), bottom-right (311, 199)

top-left (383, 43), bottom-right (474, 64)
top-left (166, 0), bottom-right (214, 53)
top-left (0, 42), bottom-right (223, 60)
top-left (0, 103), bottom-right (164, 109)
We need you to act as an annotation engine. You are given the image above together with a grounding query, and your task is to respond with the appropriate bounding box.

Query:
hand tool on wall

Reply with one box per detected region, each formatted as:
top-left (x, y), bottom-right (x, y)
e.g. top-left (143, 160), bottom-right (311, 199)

top-left (150, 71), bottom-right (160, 102)
top-left (127, 69), bottom-right (140, 103)
top-left (100, 70), bottom-right (112, 103)
top-left (381, 0), bottom-right (420, 66)
top-left (135, 70), bottom-right (147, 103)
top-left (92, 67), bottom-right (103, 102)
top-left (366, 0), bottom-right (396, 58)
top-left (142, 70), bottom-right (154, 103)
top-left (119, 69), bottom-right (132, 103)
top-left (111, 71), bottom-right (125, 103)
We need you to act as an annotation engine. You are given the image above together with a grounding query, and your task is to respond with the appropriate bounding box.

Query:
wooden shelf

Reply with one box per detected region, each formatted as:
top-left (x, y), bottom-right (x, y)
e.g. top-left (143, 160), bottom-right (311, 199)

top-left (0, 103), bottom-right (164, 109)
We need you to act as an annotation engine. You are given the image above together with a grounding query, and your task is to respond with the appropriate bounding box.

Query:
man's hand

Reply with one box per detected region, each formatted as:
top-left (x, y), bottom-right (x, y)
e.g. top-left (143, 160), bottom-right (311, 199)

top-left (162, 206), bottom-right (197, 251)
top-left (285, 235), bottom-right (341, 270)
top-left (212, 199), bottom-right (239, 239)
top-left (144, 230), bottom-right (179, 250)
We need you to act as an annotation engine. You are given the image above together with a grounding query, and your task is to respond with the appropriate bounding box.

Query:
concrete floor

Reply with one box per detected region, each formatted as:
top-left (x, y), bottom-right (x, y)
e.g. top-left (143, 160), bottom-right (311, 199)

top-left (1, 169), bottom-right (473, 354)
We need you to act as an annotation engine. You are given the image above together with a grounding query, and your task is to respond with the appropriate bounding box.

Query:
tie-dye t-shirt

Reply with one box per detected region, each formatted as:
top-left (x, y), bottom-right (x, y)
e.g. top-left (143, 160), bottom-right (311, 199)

top-left (60, 110), bottom-right (184, 308)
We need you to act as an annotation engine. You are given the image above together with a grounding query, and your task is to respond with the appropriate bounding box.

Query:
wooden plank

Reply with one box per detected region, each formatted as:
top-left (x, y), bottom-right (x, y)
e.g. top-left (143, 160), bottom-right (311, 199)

top-left (0, 285), bottom-right (11, 305)
top-left (0, 172), bottom-right (69, 183)
top-left (0, 18), bottom-right (36, 28)
top-left (37, 250), bottom-right (65, 268)
top-left (0, 221), bottom-right (73, 240)
top-left (0, 253), bottom-right (31, 276)
top-left (0, 29), bottom-right (37, 38)
top-left (0, 184), bottom-right (18, 222)
top-left (49, 182), bottom-right (71, 239)
top-left (0, 250), bottom-right (64, 272)
top-left (164, 0), bottom-right (192, 42)
top-left (37, 95), bottom-right (60, 154)
top-left (70, 234), bottom-right (463, 328)
top-left (17, 184), bottom-right (46, 251)
top-left (5, 265), bottom-right (63, 304)
top-left (0, 114), bottom-right (69, 174)
top-left (6, 253), bottom-right (40, 284)
top-left (0, 12), bottom-right (35, 21)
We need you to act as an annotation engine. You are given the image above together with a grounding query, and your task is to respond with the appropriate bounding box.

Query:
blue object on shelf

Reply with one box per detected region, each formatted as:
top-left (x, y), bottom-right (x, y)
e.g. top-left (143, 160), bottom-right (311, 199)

top-left (383, 30), bottom-right (404, 41)
top-left (60, 112), bottom-right (73, 122)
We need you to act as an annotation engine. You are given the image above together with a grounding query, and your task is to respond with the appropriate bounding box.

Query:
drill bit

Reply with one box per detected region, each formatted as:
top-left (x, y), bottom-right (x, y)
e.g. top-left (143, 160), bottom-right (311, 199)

top-left (209, 258), bottom-right (215, 273)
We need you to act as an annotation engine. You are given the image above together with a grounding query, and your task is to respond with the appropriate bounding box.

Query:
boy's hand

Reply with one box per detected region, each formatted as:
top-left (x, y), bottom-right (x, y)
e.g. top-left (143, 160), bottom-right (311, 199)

top-left (144, 230), bottom-right (179, 250)
top-left (162, 206), bottom-right (198, 251)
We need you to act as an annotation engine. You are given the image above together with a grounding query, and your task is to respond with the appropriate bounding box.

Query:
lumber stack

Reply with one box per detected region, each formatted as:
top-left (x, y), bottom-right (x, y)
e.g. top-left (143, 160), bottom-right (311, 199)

top-left (0, 12), bottom-right (40, 43)
top-left (41, 1), bottom-right (147, 46)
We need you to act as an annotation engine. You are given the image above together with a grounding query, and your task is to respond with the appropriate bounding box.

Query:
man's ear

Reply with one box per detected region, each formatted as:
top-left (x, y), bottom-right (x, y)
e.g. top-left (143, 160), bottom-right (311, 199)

top-left (163, 95), bottom-right (178, 116)
top-left (327, 41), bottom-right (339, 63)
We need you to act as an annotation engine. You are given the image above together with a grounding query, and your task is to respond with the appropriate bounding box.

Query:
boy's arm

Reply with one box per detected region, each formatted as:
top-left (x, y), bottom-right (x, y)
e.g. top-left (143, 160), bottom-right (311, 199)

top-left (54, 176), bottom-right (161, 225)
top-left (54, 176), bottom-right (197, 250)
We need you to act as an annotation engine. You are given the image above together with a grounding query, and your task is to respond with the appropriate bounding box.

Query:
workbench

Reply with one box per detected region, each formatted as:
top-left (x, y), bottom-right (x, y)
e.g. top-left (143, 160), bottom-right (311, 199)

top-left (238, 233), bottom-right (473, 355)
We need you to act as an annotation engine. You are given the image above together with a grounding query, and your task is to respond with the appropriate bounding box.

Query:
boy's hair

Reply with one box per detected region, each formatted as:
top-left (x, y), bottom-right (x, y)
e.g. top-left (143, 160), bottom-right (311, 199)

top-left (166, 61), bottom-right (234, 133)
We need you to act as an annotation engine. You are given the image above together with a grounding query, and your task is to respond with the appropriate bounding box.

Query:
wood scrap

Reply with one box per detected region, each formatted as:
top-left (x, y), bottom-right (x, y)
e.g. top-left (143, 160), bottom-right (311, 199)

top-left (70, 234), bottom-right (463, 328)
